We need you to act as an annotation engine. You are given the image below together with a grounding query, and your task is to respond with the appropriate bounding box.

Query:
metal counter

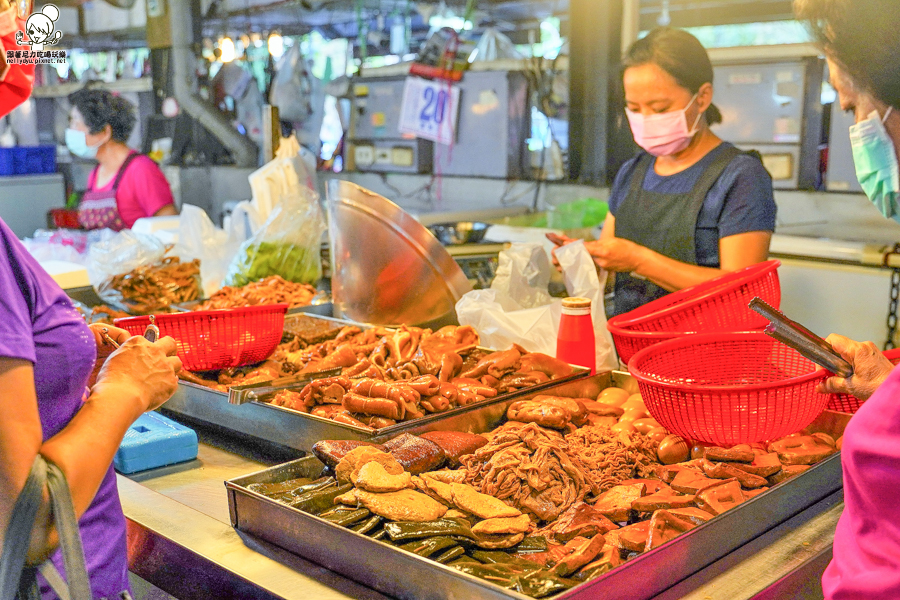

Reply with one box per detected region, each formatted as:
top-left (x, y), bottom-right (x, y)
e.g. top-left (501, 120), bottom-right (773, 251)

top-left (121, 424), bottom-right (841, 600)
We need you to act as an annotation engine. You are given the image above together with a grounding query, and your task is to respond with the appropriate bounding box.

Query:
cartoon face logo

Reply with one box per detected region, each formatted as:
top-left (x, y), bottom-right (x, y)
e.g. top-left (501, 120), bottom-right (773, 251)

top-left (15, 5), bottom-right (62, 50)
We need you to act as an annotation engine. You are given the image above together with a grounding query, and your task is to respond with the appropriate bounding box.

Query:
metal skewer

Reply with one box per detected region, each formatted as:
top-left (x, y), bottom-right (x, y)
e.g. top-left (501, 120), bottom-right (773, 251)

top-left (749, 297), bottom-right (854, 377)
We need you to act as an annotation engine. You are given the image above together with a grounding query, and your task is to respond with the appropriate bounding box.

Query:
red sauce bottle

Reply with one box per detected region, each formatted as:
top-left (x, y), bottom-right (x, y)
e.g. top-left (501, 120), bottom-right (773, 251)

top-left (556, 296), bottom-right (595, 374)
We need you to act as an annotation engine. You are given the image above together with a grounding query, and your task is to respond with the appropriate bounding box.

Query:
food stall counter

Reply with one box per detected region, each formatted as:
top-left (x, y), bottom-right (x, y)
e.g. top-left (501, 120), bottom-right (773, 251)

top-left (120, 428), bottom-right (842, 600)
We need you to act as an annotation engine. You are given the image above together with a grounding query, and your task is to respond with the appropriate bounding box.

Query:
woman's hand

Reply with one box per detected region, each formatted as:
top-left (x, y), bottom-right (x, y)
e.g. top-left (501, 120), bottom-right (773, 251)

top-left (86, 324), bottom-right (131, 387)
top-left (93, 336), bottom-right (182, 413)
top-left (88, 323), bottom-right (130, 359)
top-left (582, 238), bottom-right (645, 273)
top-left (546, 233), bottom-right (579, 270)
top-left (818, 334), bottom-right (894, 401)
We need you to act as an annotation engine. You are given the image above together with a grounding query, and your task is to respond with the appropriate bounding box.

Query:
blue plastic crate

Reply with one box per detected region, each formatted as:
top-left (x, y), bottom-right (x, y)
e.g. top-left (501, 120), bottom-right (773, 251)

top-left (114, 412), bottom-right (199, 474)
top-left (0, 148), bottom-right (14, 176)
top-left (0, 146), bottom-right (57, 176)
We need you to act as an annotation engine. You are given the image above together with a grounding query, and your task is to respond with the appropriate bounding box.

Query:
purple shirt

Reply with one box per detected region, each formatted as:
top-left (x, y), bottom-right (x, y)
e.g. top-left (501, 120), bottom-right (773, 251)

top-left (822, 365), bottom-right (900, 599)
top-left (0, 218), bottom-right (130, 599)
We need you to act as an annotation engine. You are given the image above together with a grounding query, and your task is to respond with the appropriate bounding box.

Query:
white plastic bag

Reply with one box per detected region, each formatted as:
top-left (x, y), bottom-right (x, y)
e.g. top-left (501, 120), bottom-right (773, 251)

top-left (455, 241), bottom-right (618, 372)
top-left (269, 44), bottom-right (313, 123)
top-left (87, 229), bottom-right (165, 289)
top-left (173, 205), bottom-right (241, 297)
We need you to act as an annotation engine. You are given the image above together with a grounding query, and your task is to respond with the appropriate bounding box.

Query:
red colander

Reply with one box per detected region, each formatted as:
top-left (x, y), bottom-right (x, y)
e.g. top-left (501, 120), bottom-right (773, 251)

top-left (827, 348), bottom-right (900, 414)
top-left (115, 304), bottom-right (288, 371)
top-left (608, 260), bottom-right (781, 364)
top-left (628, 331), bottom-right (830, 446)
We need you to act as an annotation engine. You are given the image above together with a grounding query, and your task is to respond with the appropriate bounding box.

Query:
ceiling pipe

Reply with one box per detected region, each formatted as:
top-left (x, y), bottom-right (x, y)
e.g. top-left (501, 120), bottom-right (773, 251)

top-left (168, 0), bottom-right (259, 168)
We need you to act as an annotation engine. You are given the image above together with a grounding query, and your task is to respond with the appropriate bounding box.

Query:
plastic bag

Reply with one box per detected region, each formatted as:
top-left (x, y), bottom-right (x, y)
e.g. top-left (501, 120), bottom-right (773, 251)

top-left (224, 185), bottom-right (326, 287)
top-left (173, 204), bottom-right (241, 297)
top-left (269, 44), bottom-right (313, 123)
top-left (469, 27), bottom-right (524, 62)
top-left (456, 241), bottom-right (618, 372)
top-left (22, 228), bottom-right (116, 266)
top-left (87, 229), bottom-right (165, 289)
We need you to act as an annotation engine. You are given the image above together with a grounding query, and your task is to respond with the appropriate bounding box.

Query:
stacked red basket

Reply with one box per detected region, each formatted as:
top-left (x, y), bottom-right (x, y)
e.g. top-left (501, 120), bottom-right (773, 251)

top-left (607, 260), bottom-right (781, 365)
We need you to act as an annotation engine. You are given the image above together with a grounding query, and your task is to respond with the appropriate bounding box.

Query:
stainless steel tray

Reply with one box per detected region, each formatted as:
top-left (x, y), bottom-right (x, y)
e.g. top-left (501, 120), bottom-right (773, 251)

top-left (163, 311), bottom-right (591, 451)
top-left (225, 374), bottom-right (848, 600)
top-left (164, 367), bottom-right (590, 453)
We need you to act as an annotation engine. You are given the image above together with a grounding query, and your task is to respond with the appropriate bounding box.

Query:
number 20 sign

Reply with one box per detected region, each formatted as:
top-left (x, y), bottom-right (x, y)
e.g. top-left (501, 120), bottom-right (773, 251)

top-left (399, 76), bottom-right (461, 146)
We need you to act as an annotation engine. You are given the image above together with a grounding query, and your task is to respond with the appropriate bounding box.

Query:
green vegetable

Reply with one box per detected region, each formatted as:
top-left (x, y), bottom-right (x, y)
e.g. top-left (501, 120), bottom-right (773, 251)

top-left (289, 482), bottom-right (352, 514)
top-left (434, 546), bottom-right (466, 564)
top-left (399, 536), bottom-right (459, 558)
top-left (470, 550), bottom-right (538, 568)
top-left (225, 241), bottom-right (321, 287)
top-left (321, 508), bottom-right (371, 527)
top-left (350, 515), bottom-right (383, 535)
top-left (384, 518), bottom-right (475, 542)
top-left (515, 536), bottom-right (549, 553)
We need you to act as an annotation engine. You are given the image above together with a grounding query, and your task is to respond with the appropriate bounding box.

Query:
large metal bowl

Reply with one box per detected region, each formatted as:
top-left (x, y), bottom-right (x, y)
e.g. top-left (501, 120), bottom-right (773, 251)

top-left (427, 221), bottom-right (492, 245)
top-left (326, 180), bottom-right (473, 328)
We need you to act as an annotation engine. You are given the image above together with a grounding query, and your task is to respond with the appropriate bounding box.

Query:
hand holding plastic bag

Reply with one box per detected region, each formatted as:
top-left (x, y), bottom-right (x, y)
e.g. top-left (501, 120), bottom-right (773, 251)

top-left (224, 185), bottom-right (326, 287)
top-left (455, 241), bottom-right (617, 372)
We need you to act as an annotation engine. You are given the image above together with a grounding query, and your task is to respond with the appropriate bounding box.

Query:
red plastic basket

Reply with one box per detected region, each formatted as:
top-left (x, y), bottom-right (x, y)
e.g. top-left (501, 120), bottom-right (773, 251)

top-left (608, 260), bottom-right (781, 364)
top-left (115, 304), bottom-right (288, 371)
top-left (827, 348), bottom-right (900, 413)
top-left (628, 332), bottom-right (830, 446)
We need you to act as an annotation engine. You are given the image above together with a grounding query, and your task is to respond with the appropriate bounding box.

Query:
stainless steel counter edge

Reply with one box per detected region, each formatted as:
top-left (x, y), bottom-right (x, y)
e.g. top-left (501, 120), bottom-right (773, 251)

top-left (119, 475), bottom-right (390, 600)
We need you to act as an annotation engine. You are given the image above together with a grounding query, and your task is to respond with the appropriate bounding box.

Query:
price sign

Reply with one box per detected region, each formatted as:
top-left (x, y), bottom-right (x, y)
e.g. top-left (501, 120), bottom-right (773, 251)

top-left (399, 76), bottom-right (461, 145)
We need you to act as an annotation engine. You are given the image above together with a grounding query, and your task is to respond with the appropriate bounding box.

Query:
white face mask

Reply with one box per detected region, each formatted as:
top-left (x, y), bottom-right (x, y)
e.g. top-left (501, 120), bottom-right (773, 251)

top-left (626, 94), bottom-right (705, 157)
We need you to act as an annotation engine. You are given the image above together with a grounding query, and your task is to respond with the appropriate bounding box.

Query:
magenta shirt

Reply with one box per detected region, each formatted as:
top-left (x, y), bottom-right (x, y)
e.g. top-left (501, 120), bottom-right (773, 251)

top-left (822, 366), bottom-right (900, 599)
top-left (0, 218), bottom-right (130, 599)
top-left (88, 153), bottom-right (175, 229)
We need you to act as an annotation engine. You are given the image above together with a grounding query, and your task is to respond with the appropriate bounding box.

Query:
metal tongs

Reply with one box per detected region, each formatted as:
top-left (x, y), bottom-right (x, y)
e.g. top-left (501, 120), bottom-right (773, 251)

top-left (748, 297), bottom-right (853, 377)
top-left (101, 315), bottom-right (160, 348)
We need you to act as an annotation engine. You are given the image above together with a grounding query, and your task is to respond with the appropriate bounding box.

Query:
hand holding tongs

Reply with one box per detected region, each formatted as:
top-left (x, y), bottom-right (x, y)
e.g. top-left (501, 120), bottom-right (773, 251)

top-left (100, 315), bottom-right (160, 348)
top-left (748, 297), bottom-right (854, 377)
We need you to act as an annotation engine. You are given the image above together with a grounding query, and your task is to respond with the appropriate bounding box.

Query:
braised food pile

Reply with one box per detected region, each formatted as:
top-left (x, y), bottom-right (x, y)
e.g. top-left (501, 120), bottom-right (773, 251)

top-left (100, 256), bottom-right (201, 314)
top-left (182, 316), bottom-right (578, 430)
top-left (194, 275), bottom-right (317, 310)
top-left (250, 393), bottom-right (839, 597)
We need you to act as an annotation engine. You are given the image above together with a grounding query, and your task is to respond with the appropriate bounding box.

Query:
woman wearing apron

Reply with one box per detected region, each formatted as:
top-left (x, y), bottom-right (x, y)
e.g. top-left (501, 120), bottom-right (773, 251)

top-left (66, 88), bottom-right (177, 231)
top-left (551, 28), bottom-right (777, 316)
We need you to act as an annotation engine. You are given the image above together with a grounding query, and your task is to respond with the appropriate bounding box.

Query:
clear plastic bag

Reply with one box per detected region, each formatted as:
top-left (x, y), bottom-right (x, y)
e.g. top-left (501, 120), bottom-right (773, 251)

top-left (455, 241), bottom-right (618, 372)
top-left (173, 204), bottom-right (241, 298)
top-left (224, 185), bottom-right (326, 287)
top-left (87, 229), bottom-right (165, 289)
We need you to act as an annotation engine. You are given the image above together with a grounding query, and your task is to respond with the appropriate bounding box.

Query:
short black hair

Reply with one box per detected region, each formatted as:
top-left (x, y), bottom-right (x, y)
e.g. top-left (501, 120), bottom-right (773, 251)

top-left (795, 0), bottom-right (900, 111)
top-left (68, 88), bottom-right (137, 143)
top-left (622, 27), bottom-right (723, 126)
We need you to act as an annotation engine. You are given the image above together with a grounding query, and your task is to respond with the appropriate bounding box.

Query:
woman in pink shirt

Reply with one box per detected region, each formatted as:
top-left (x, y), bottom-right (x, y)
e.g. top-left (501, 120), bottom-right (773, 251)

top-left (796, 0), bottom-right (900, 598)
top-left (66, 88), bottom-right (177, 230)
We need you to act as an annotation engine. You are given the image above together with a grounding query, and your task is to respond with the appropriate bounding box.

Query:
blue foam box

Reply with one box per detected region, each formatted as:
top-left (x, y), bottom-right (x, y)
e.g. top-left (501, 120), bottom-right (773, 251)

top-left (114, 412), bottom-right (199, 474)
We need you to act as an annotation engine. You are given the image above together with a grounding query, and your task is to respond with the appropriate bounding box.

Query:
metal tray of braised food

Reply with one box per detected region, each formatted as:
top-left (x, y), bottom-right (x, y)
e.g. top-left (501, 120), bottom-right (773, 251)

top-left (163, 313), bottom-right (589, 453)
top-left (226, 371), bottom-right (847, 600)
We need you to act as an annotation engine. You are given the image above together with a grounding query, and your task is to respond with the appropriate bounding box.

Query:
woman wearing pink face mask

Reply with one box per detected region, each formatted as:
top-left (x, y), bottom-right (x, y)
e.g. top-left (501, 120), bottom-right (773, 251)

top-left (553, 27), bottom-right (776, 316)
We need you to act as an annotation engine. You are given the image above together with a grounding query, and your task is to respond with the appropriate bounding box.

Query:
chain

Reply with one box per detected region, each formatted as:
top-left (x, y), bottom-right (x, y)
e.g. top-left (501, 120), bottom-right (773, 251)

top-left (886, 243), bottom-right (900, 350)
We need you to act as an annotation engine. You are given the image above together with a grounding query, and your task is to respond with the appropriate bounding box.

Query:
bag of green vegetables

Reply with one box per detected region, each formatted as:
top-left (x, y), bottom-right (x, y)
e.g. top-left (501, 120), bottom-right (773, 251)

top-left (224, 186), bottom-right (326, 287)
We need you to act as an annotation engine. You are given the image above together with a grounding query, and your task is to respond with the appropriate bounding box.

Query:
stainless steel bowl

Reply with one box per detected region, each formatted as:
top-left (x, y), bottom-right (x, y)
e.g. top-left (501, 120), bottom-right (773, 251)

top-left (326, 180), bottom-right (473, 328)
top-left (427, 221), bottom-right (492, 245)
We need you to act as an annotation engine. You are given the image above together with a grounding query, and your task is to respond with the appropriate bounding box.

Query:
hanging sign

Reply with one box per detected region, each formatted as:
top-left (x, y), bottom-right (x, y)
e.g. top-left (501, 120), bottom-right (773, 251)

top-left (398, 76), bottom-right (461, 145)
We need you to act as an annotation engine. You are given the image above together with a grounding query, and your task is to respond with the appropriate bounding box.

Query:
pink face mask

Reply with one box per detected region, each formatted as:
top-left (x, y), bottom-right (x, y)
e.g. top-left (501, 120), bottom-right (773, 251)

top-left (626, 94), bottom-right (704, 157)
